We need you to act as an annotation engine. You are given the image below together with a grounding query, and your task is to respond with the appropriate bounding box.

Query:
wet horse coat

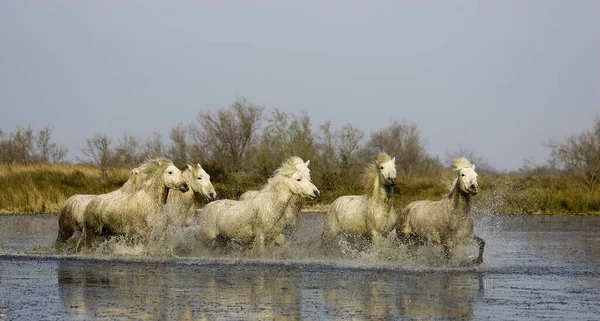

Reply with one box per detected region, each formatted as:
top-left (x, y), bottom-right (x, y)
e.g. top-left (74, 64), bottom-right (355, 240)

top-left (199, 159), bottom-right (319, 252)
top-left (396, 157), bottom-right (485, 264)
top-left (166, 163), bottom-right (216, 228)
top-left (82, 158), bottom-right (188, 247)
top-left (323, 152), bottom-right (397, 243)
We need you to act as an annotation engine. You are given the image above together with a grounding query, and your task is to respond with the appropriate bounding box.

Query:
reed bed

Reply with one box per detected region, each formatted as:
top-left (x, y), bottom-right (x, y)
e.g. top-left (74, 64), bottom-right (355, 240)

top-left (0, 164), bottom-right (598, 215)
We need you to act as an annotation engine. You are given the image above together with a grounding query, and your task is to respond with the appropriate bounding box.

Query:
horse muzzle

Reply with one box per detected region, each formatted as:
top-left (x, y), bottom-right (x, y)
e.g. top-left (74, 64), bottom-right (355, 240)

top-left (309, 189), bottom-right (320, 200)
top-left (179, 182), bottom-right (190, 193)
top-left (386, 177), bottom-right (397, 186)
top-left (469, 185), bottom-right (479, 195)
top-left (207, 192), bottom-right (216, 201)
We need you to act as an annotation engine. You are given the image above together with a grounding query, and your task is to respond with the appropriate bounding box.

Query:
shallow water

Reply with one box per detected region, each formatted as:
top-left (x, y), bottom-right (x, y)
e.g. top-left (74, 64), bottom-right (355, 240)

top-left (0, 214), bottom-right (599, 320)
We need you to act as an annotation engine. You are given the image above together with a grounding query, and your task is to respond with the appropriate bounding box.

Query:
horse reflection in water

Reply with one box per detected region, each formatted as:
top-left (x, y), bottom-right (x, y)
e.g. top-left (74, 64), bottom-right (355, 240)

top-left (321, 272), bottom-right (484, 320)
top-left (57, 261), bottom-right (302, 321)
top-left (57, 261), bottom-right (483, 320)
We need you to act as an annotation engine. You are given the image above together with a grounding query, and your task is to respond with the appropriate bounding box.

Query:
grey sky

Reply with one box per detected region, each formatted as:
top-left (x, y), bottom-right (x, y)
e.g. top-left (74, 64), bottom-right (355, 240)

top-left (1, 1), bottom-right (598, 171)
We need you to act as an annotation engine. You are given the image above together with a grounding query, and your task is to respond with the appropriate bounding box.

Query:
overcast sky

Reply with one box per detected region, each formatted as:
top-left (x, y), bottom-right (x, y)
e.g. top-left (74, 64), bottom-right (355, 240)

top-left (1, 1), bottom-right (598, 171)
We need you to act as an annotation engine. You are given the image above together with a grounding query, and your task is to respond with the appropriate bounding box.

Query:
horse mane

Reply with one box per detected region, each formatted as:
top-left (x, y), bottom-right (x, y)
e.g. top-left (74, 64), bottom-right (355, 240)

top-left (265, 160), bottom-right (299, 187)
top-left (136, 157), bottom-right (174, 190)
top-left (443, 157), bottom-right (475, 196)
top-left (452, 157), bottom-right (475, 171)
top-left (285, 156), bottom-right (305, 166)
top-left (362, 152), bottom-right (392, 197)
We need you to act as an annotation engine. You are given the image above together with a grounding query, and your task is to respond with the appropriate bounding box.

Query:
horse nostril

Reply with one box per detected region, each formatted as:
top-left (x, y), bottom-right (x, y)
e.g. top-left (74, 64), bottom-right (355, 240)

top-left (209, 192), bottom-right (215, 199)
top-left (181, 182), bottom-right (189, 192)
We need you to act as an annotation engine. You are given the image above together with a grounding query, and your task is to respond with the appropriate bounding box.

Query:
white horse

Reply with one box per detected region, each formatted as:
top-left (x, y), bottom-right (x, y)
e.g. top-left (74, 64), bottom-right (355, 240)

top-left (239, 157), bottom-right (311, 243)
top-left (166, 163), bottom-right (216, 228)
top-left (199, 158), bottom-right (320, 252)
top-left (396, 157), bottom-right (485, 264)
top-left (54, 167), bottom-right (143, 248)
top-left (82, 158), bottom-right (189, 247)
top-left (322, 152), bottom-right (397, 244)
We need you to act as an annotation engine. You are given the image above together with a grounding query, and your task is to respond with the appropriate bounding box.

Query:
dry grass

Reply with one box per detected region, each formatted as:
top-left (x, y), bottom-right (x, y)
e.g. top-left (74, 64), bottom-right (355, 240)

top-left (0, 164), bottom-right (598, 215)
top-left (0, 163), bottom-right (129, 214)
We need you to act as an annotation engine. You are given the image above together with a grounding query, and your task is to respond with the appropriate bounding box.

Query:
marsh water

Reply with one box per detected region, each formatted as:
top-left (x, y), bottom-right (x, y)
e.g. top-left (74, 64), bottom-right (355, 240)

top-left (0, 213), bottom-right (599, 320)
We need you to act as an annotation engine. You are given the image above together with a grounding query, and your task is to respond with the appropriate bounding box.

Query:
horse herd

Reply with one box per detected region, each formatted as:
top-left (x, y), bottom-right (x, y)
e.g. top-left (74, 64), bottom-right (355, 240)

top-left (54, 153), bottom-right (485, 264)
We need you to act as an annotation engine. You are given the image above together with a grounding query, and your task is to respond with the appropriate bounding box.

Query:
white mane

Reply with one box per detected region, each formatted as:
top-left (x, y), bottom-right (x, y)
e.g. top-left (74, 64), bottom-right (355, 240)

top-left (452, 157), bottom-right (475, 171)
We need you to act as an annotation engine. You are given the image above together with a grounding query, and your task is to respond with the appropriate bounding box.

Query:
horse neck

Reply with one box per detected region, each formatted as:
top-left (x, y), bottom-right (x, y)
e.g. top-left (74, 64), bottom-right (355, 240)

top-left (190, 191), bottom-right (204, 208)
top-left (257, 181), bottom-right (294, 218)
top-left (146, 175), bottom-right (169, 207)
top-left (370, 174), bottom-right (394, 208)
top-left (448, 183), bottom-right (471, 217)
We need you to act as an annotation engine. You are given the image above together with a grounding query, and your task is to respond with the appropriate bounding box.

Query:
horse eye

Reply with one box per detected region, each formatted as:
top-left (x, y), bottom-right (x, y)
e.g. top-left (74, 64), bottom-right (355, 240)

top-left (380, 166), bottom-right (384, 170)
top-left (168, 171), bottom-right (173, 175)
top-left (198, 177), bottom-right (202, 180)
top-left (461, 173), bottom-right (465, 177)
top-left (296, 178), bottom-right (301, 182)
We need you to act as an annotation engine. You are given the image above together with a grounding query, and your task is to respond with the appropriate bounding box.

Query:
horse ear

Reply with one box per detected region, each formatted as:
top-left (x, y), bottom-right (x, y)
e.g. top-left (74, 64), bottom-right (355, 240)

top-left (472, 165), bottom-right (476, 170)
top-left (305, 160), bottom-right (310, 166)
top-left (391, 157), bottom-right (396, 164)
top-left (197, 163), bottom-right (202, 168)
top-left (187, 164), bottom-right (193, 171)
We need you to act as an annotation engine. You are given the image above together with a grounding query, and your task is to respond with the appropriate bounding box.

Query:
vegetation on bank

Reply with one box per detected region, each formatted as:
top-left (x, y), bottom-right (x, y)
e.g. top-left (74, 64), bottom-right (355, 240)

top-left (1, 163), bottom-right (598, 215)
top-left (1, 100), bottom-right (598, 215)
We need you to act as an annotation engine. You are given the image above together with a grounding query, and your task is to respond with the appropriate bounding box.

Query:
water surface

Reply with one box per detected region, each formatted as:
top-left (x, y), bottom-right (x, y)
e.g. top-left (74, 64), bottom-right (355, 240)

top-left (0, 214), bottom-right (598, 320)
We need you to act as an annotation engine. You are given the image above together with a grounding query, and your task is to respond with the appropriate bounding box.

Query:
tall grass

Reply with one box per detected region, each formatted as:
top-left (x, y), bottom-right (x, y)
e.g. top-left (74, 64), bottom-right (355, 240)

top-left (0, 164), bottom-right (598, 215)
top-left (0, 164), bottom-right (129, 214)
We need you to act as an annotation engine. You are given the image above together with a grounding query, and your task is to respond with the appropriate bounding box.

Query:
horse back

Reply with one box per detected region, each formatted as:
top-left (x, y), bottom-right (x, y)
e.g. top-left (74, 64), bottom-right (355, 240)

top-left (60, 194), bottom-right (96, 225)
top-left (326, 195), bottom-right (369, 236)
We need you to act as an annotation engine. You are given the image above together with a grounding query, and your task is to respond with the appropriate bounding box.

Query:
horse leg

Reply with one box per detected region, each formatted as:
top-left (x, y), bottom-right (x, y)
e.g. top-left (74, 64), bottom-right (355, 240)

top-left (443, 244), bottom-right (452, 262)
top-left (253, 231), bottom-right (266, 256)
top-left (474, 235), bottom-right (485, 264)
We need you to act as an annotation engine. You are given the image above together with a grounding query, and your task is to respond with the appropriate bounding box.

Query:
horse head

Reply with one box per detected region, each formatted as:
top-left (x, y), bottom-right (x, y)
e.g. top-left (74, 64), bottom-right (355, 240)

top-left (186, 163), bottom-right (216, 201)
top-left (454, 158), bottom-right (478, 195)
top-left (377, 154), bottom-right (397, 187)
top-left (278, 163), bottom-right (320, 200)
top-left (163, 163), bottom-right (189, 193)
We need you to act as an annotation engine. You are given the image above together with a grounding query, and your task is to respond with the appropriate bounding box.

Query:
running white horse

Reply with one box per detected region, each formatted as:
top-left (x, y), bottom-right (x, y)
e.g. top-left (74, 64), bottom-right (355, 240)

top-left (199, 159), bottom-right (320, 252)
top-left (396, 157), bottom-right (485, 264)
top-left (166, 163), bottom-right (216, 228)
top-left (54, 167), bottom-right (143, 248)
top-left (322, 152), bottom-right (397, 244)
top-left (239, 156), bottom-right (311, 243)
top-left (82, 158), bottom-right (188, 247)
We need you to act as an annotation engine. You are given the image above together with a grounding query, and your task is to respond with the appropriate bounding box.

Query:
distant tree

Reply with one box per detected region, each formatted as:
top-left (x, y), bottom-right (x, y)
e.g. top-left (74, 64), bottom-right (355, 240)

top-left (254, 109), bottom-right (316, 178)
top-left (0, 125), bottom-right (66, 164)
top-left (191, 98), bottom-right (264, 171)
top-left (140, 132), bottom-right (166, 160)
top-left (80, 134), bottom-right (112, 177)
top-left (363, 120), bottom-right (440, 176)
top-left (11, 126), bottom-right (34, 163)
top-left (112, 133), bottom-right (142, 167)
top-left (337, 123), bottom-right (364, 168)
top-left (168, 123), bottom-right (189, 167)
top-left (547, 116), bottom-right (600, 188)
top-left (314, 121), bottom-right (364, 189)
